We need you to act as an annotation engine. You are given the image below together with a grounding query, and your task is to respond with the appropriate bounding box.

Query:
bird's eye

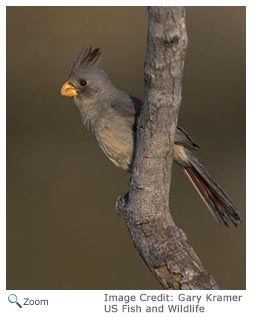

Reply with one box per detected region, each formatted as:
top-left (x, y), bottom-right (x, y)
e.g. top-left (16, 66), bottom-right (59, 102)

top-left (79, 79), bottom-right (87, 86)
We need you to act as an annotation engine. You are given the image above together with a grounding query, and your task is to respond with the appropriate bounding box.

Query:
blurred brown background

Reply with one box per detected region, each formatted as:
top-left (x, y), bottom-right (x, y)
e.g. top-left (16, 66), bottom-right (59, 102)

top-left (7, 7), bottom-right (245, 290)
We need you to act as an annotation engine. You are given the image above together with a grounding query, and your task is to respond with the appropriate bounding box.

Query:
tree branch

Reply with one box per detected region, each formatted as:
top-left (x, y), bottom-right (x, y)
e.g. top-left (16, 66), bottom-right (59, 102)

top-left (118, 7), bottom-right (219, 290)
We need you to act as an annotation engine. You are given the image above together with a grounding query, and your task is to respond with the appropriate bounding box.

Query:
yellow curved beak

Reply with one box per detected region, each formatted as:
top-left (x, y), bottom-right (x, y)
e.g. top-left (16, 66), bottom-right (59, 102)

top-left (60, 81), bottom-right (78, 97)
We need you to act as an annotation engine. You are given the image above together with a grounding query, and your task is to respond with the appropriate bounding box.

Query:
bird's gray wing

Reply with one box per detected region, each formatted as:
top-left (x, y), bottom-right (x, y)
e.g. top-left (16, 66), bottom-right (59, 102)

top-left (111, 93), bottom-right (142, 117)
top-left (110, 93), bottom-right (142, 131)
top-left (175, 126), bottom-right (200, 150)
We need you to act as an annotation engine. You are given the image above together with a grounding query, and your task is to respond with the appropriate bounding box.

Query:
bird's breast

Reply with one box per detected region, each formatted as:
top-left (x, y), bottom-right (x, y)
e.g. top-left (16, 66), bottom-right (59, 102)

top-left (95, 116), bottom-right (134, 171)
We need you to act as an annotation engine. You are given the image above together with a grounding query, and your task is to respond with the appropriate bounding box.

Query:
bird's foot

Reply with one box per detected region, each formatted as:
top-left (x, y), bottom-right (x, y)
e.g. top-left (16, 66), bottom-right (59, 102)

top-left (115, 192), bottom-right (129, 217)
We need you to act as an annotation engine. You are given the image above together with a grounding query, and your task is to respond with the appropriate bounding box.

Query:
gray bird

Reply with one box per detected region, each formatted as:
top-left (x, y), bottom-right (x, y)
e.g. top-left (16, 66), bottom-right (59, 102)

top-left (61, 47), bottom-right (241, 227)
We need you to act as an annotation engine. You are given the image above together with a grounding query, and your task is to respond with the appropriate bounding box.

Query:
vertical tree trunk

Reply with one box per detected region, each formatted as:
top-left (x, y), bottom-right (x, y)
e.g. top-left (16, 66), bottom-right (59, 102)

top-left (120, 7), bottom-right (219, 290)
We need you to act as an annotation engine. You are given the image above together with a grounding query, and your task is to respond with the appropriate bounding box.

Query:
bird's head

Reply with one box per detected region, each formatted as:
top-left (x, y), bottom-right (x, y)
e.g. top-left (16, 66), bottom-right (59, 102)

top-left (61, 47), bottom-right (112, 102)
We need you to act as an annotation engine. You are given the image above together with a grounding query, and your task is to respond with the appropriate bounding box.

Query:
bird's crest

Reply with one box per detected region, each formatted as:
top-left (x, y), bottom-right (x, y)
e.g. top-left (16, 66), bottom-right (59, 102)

top-left (70, 46), bottom-right (101, 75)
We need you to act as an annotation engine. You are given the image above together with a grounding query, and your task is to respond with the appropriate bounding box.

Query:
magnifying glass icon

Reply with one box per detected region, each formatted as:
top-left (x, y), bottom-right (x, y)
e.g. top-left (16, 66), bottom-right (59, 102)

top-left (8, 294), bottom-right (22, 308)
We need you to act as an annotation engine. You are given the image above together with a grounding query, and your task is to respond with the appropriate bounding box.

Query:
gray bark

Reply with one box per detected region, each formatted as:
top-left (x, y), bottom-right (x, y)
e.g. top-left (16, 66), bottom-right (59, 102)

top-left (118, 7), bottom-right (219, 290)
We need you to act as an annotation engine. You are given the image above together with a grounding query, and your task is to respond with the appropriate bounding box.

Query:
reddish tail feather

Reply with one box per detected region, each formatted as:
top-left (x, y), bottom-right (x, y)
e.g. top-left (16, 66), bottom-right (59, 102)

top-left (183, 160), bottom-right (242, 226)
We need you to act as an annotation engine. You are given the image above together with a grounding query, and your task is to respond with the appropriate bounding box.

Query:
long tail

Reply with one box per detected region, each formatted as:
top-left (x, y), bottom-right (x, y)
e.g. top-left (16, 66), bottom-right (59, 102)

top-left (183, 159), bottom-right (242, 226)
